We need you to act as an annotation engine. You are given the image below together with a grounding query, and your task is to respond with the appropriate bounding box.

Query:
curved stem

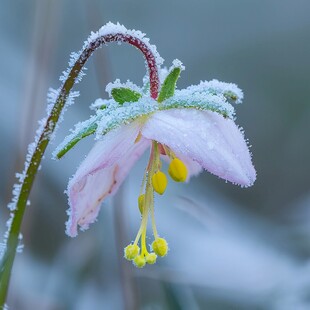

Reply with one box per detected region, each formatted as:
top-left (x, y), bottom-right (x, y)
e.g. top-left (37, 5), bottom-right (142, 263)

top-left (0, 29), bottom-right (160, 307)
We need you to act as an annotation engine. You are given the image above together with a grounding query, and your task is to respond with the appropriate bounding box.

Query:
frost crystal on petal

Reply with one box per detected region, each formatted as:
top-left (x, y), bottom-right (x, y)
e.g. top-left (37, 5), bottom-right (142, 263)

top-left (186, 79), bottom-right (244, 104)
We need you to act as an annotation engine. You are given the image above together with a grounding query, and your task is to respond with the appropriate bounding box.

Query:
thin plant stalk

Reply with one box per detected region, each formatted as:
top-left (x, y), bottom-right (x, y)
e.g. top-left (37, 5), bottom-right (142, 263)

top-left (0, 29), bottom-right (160, 308)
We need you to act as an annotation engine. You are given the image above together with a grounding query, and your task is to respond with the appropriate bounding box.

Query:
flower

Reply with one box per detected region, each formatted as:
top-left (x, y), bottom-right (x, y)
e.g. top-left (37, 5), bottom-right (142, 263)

top-left (55, 62), bottom-right (256, 267)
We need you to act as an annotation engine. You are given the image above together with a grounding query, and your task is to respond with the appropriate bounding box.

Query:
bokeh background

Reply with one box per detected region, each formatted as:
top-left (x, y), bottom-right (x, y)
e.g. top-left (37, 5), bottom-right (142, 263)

top-left (1, 1), bottom-right (310, 309)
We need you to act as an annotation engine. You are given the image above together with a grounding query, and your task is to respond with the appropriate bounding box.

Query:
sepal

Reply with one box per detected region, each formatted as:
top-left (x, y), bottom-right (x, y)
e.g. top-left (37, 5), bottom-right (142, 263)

top-left (95, 97), bottom-right (158, 138)
top-left (186, 79), bottom-right (244, 104)
top-left (111, 87), bottom-right (142, 104)
top-left (53, 115), bottom-right (99, 159)
top-left (162, 90), bottom-right (235, 119)
top-left (157, 59), bottom-right (184, 103)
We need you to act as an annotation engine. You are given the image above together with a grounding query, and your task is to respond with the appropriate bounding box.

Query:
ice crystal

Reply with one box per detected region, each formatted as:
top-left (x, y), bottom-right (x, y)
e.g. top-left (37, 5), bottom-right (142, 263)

top-left (16, 234), bottom-right (24, 254)
top-left (90, 98), bottom-right (118, 110)
top-left (170, 59), bottom-right (185, 72)
top-left (186, 79), bottom-right (244, 104)
top-left (95, 97), bottom-right (158, 138)
top-left (55, 75), bottom-right (237, 158)
top-left (163, 89), bottom-right (235, 118)
top-left (95, 22), bottom-right (164, 68)
top-left (105, 79), bottom-right (142, 97)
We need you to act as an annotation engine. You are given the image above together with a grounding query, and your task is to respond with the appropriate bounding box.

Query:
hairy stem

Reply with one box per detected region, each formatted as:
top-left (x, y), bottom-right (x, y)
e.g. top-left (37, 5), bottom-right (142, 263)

top-left (0, 30), bottom-right (160, 307)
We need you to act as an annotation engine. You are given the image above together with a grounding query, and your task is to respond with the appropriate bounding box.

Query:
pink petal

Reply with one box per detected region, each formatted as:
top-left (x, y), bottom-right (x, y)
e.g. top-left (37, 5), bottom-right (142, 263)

top-left (142, 109), bottom-right (256, 187)
top-left (66, 122), bottom-right (149, 237)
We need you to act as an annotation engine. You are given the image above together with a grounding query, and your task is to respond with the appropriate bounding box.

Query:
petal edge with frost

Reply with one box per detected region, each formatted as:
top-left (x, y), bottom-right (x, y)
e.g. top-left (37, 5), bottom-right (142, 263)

top-left (142, 109), bottom-right (256, 187)
top-left (66, 122), bottom-right (149, 237)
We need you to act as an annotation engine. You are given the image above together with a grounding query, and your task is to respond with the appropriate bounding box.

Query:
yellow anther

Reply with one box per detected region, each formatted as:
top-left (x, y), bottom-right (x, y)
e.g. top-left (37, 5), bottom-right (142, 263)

top-left (133, 255), bottom-right (146, 268)
top-left (124, 244), bottom-right (140, 260)
top-left (168, 158), bottom-right (187, 182)
top-left (138, 194), bottom-right (145, 214)
top-left (152, 238), bottom-right (168, 257)
top-left (152, 171), bottom-right (168, 195)
top-left (145, 252), bottom-right (157, 264)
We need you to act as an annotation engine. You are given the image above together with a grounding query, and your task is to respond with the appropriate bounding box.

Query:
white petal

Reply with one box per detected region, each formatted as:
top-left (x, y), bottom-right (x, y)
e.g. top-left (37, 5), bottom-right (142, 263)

top-left (142, 109), bottom-right (256, 186)
top-left (66, 122), bottom-right (149, 237)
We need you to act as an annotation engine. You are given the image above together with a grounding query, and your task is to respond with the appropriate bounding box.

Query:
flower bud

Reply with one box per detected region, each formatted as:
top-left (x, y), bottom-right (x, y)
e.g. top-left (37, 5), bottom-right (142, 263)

top-left (138, 194), bottom-right (145, 214)
top-left (133, 255), bottom-right (146, 268)
top-left (152, 238), bottom-right (168, 257)
top-left (168, 158), bottom-right (187, 182)
top-left (152, 171), bottom-right (167, 195)
top-left (145, 252), bottom-right (157, 264)
top-left (124, 244), bottom-right (140, 260)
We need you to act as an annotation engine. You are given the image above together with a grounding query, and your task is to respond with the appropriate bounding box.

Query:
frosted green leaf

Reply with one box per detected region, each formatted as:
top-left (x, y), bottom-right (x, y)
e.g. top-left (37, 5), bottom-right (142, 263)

top-left (55, 78), bottom-right (238, 158)
top-left (111, 87), bottom-right (142, 104)
top-left (94, 92), bottom-right (234, 138)
top-left (186, 79), bottom-right (244, 104)
top-left (90, 98), bottom-right (118, 111)
top-left (95, 97), bottom-right (158, 138)
top-left (54, 116), bottom-right (99, 159)
top-left (157, 60), bottom-right (184, 103)
top-left (162, 90), bottom-right (235, 119)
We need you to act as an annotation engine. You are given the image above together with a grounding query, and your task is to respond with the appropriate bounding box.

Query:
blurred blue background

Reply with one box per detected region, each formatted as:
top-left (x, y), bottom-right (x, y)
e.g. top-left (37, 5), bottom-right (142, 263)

top-left (1, 0), bottom-right (310, 309)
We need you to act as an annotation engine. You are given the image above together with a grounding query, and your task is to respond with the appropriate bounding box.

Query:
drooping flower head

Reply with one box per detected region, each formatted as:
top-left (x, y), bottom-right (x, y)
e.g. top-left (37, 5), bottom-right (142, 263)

top-left (54, 23), bottom-right (256, 268)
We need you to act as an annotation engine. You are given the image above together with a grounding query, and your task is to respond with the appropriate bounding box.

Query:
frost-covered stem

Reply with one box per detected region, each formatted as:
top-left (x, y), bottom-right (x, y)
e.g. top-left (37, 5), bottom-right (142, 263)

top-left (0, 31), bottom-right (160, 307)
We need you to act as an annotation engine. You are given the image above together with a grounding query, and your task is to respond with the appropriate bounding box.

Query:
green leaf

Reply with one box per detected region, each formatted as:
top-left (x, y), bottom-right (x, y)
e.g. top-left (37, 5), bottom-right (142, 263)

top-left (223, 90), bottom-right (238, 102)
top-left (157, 67), bottom-right (181, 103)
top-left (111, 87), bottom-right (142, 104)
top-left (55, 121), bottom-right (97, 159)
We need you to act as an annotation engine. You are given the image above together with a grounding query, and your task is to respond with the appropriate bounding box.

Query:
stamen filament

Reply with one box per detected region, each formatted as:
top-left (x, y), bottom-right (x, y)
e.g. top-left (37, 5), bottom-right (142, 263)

top-left (129, 140), bottom-right (169, 267)
top-left (139, 169), bottom-right (148, 196)
top-left (134, 224), bottom-right (143, 245)
top-left (134, 193), bottom-right (149, 245)
top-left (149, 141), bottom-right (160, 239)
top-left (150, 196), bottom-right (159, 239)
top-left (141, 222), bottom-right (148, 256)
top-left (153, 142), bottom-right (161, 170)
top-left (162, 144), bottom-right (175, 159)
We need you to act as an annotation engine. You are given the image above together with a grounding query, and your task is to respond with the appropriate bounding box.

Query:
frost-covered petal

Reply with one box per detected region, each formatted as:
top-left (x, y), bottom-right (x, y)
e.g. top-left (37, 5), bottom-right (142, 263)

top-left (66, 122), bottom-right (149, 237)
top-left (142, 109), bottom-right (256, 186)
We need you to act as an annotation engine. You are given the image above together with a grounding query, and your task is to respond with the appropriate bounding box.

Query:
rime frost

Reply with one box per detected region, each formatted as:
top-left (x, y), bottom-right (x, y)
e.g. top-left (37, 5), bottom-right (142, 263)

top-left (171, 59), bottom-right (185, 72)
top-left (105, 79), bottom-right (142, 97)
top-left (59, 22), bottom-right (163, 87)
top-left (54, 76), bottom-right (237, 156)
top-left (95, 22), bottom-right (164, 68)
top-left (186, 79), bottom-right (244, 104)
top-left (90, 98), bottom-right (117, 110)
top-left (95, 97), bottom-right (158, 138)
top-left (163, 90), bottom-right (235, 118)
top-left (2, 21), bottom-right (247, 274)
